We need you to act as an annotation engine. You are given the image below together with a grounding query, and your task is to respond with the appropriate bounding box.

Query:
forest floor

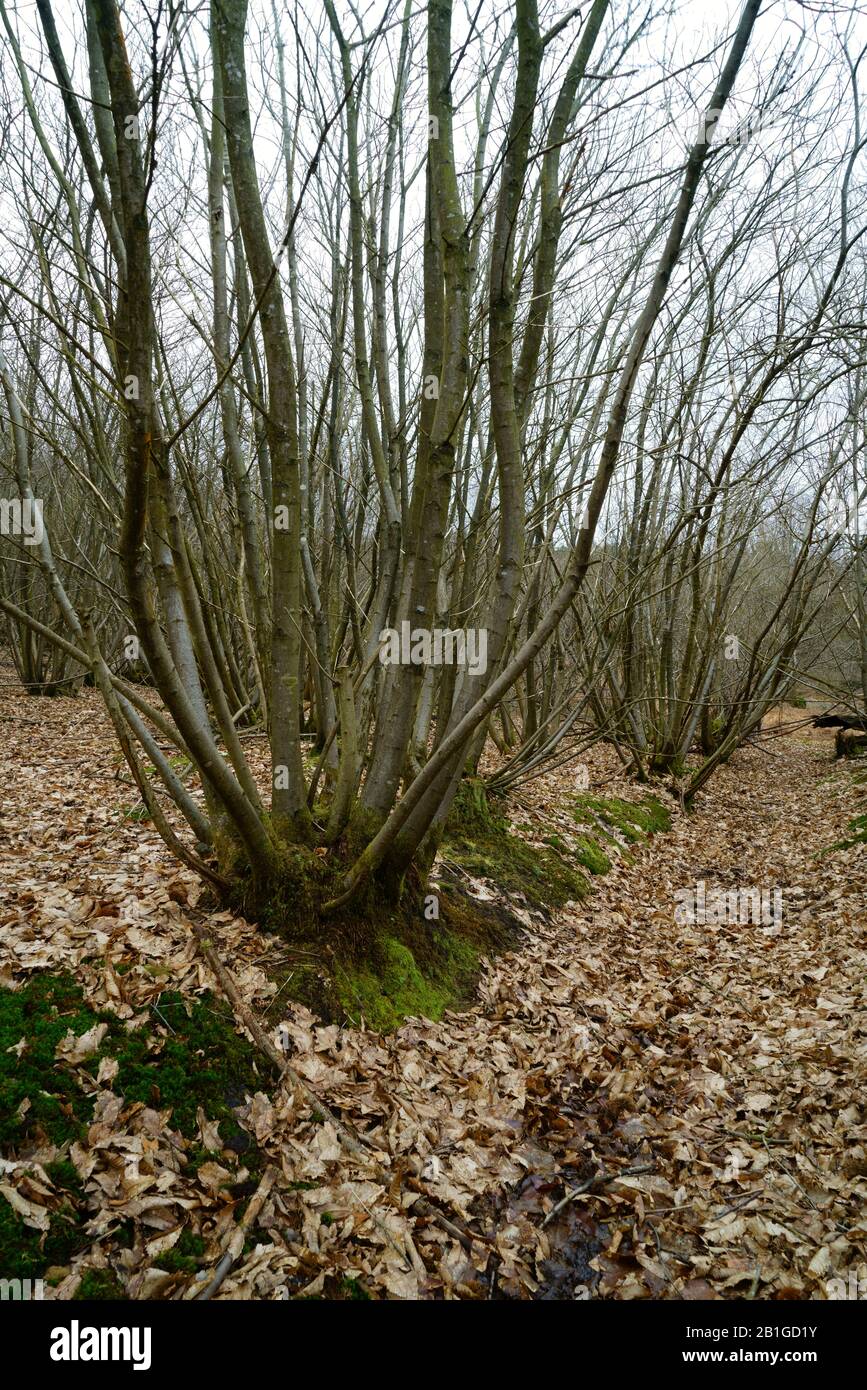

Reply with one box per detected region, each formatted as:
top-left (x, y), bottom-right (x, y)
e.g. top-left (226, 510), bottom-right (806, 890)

top-left (0, 683), bottom-right (865, 1300)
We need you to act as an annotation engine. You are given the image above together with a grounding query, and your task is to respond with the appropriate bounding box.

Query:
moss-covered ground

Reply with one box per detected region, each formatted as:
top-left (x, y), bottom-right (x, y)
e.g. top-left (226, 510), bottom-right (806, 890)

top-left (301, 779), bottom-right (672, 1035)
top-left (440, 780), bottom-right (591, 911)
top-left (572, 792), bottom-right (671, 843)
top-left (0, 974), bottom-right (266, 1288)
top-left (265, 871), bottom-right (519, 1034)
top-left (204, 778), bottom-right (673, 1038)
top-left (440, 779), bottom-right (670, 905)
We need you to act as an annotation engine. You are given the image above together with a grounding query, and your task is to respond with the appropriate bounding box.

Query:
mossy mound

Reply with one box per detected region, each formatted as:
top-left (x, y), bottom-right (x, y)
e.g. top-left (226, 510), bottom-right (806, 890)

top-left (441, 779), bottom-right (591, 910)
top-left (333, 933), bottom-right (470, 1032)
top-left (224, 781), bottom-right (672, 1034)
top-left (273, 876), bottom-right (520, 1033)
top-left (320, 782), bottom-right (673, 1032)
top-left (0, 974), bottom-right (265, 1285)
top-left (232, 840), bottom-right (332, 931)
top-left (259, 778), bottom-right (598, 1031)
top-left (573, 793), bottom-right (671, 844)
top-left (571, 835), bottom-right (613, 875)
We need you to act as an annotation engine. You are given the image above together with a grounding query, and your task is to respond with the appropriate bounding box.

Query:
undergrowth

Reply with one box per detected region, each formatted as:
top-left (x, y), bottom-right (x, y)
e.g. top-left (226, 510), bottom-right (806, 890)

top-left (0, 976), bottom-right (264, 1285)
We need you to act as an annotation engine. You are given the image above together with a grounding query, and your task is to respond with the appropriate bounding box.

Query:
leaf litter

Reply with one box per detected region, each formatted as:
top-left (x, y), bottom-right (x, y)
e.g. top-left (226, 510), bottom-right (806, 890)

top-left (0, 684), bottom-right (864, 1299)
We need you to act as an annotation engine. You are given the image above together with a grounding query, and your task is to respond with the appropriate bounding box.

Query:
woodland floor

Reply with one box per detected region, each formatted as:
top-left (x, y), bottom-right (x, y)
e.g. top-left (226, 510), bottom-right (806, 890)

top-left (0, 683), bottom-right (865, 1300)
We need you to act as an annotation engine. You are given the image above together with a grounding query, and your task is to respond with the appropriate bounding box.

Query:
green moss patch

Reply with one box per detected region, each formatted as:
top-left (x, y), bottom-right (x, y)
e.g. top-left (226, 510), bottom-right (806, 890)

top-left (0, 974), bottom-right (265, 1283)
top-left (110, 993), bottom-right (265, 1142)
top-left (334, 938), bottom-right (451, 1031)
top-left (0, 1166), bottom-right (83, 1284)
top-left (233, 781), bottom-right (672, 1036)
top-left (569, 835), bottom-right (612, 875)
top-left (821, 812), bottom-right (867, 855)
top-left (441, 779), bottom-right (591, 910)
top-left (319, 784), bottom-right (673, 1038)
top-left (574, 793), bottom-right (671, 844)
top-left (437, 781), bottom-right (671, 923)
top-left (158, 1230), bottom-right (206, 1276)
top-left (332, 922), bottom-right (482, 1032)
top-left (301, 872), bottom-right (517, 1032)
top-left (0, 974), bottom-right (106, 1152)
top-left (73, 1269), bottom-right (127, 1300)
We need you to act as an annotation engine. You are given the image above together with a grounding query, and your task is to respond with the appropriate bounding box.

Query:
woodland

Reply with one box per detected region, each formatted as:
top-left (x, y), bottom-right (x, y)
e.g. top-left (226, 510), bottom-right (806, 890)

top-left (0, 0), bottom-right (865, 1307)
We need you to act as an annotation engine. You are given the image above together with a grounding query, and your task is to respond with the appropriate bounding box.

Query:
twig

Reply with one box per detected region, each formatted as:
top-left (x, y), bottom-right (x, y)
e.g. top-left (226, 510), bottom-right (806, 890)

top-left (543, 1162), bottom-right (656, 1227)
top-left (197, 1165), bottom-right (277, 1300)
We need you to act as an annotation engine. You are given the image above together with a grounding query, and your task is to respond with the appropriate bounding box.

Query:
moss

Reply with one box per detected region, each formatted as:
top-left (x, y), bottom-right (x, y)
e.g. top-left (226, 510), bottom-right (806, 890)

top-left (334, 937), bottom-right (453, 1031)
top-left (343, 804), bottom-right (388, 857)
top-left (0, 973), bottom-right (103, 1151)
top-left (655, 755), bottom-right (688, 776)
top-left (341, 1276), bottom-right (371, 1300)
top-left (324, 872), bottom-right (521, 1032)
top-left (111, 991), bottom-right (264, 1143)
top-left (213, 784), bottom-right (550, 1032)
top-left (448, 778), bottom-right (504, 836)
top-left (437, 780), bottom-right (666, 917)
top-left (238, 841), bottom-right (329, 933)
top-left (442, 780), bottom-right (590, 910)
top-left (268, 961), bottom-right (334, 1020)
top-left (572, 835), bottom-right (612, 875)
top-left (73, 1269), bottom-right (127, 1300)
top-left (184, 1144), bottom-right (220, 1176)
top-left (634, 795), bottom-right (672, 833)
top-left (44, 1160), bottom-right (81, 1191)
top-left (0, 974), bottom-right (265, 1282)
top-left (574, 793), bottom-right (671, 843)
top-left (114, 1221), bottom-right (135, 1249)
top-left (0, 1166), bottom-right (82, 1282)
top-left (160, 1231), bottom-right (205, 1275)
